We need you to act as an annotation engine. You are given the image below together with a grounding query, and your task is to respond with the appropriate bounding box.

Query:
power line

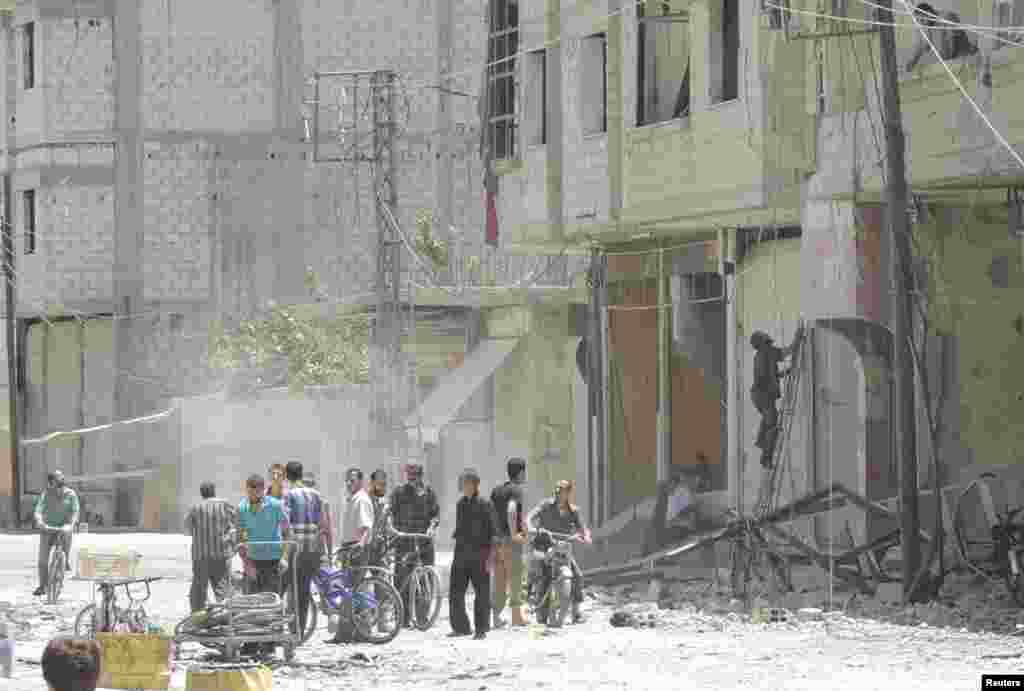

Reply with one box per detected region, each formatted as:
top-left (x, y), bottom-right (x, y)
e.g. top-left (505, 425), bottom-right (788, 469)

top-left (763, 0), bottom-right (1024, 46)
top-left (896, 0), bottom-right (1024, 170)
top-left (383, 0), bottom-right (1024, 98)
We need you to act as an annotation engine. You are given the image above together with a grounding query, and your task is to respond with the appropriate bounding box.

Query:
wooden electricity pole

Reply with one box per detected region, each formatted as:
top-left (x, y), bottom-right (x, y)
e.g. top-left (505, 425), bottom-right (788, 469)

top-left (877, 0), bottom-right (922, 600)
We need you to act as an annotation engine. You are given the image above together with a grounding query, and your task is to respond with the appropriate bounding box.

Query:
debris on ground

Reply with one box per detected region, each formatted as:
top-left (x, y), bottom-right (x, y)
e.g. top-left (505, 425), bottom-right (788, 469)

top-left (592, 567), bottom-right (1024, 636)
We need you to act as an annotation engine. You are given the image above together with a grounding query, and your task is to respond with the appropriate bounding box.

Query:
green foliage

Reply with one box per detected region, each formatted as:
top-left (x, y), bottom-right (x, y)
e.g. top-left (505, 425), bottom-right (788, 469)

top-left (414, 210), bottom-right (449, 270)
top-left (209, 272), bottom-right (371, 391)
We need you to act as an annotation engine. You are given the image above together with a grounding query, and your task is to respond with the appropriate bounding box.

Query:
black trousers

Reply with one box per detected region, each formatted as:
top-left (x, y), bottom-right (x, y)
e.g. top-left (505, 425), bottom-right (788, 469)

top-left (395, 538), bottom-right (435, 621)
top-left (449, 557), bottom-right (490, 634)
top-left (190, 557), bottom-right (229, 613)
top-left (247, 560), bottom-right (281, 594)
top-left (244, 559), bottom-right (280, 655)
top-left (752, 390), bottom-right (780, 467)
top-left (285, 551), bottom-right (321, 635)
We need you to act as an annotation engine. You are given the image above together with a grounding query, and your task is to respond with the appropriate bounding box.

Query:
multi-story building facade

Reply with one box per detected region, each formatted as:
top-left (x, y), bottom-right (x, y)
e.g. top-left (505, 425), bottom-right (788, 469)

top-left (495, 0), bottom-right (1024, 558)
top-left (0, 0), bottom-right (588, 529)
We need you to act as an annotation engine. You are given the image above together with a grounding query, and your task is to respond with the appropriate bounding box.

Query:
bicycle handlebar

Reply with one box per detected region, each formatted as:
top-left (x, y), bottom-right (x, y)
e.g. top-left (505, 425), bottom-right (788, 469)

top-left (389, 529), bottom-right (434, 541)
top-left (530, 529), bottom-right (579, 541)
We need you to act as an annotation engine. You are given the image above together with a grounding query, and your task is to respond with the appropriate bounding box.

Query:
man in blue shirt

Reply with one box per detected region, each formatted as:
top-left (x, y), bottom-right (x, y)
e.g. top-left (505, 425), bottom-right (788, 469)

top-left (237, 474), bottom-right (291, 657)
top-left (238, 474), bottom-right (291, 593)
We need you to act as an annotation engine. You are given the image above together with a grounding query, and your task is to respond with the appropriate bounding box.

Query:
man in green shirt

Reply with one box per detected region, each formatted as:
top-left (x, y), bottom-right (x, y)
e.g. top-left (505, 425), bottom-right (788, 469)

top-left (33, 471), bottom-right (79, 596)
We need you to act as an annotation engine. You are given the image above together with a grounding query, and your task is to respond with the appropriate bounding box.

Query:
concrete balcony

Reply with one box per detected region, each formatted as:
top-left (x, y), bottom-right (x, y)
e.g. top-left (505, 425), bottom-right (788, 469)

top-left (858, 49), bottom-right (1024, 196)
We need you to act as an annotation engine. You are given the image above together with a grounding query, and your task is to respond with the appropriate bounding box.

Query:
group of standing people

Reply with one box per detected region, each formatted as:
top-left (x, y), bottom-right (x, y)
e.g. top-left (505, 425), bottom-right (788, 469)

top-left (183, 460), bottom-right (441, 647)
top-left (183, 456), bottom-right (593, 648)
top-left (447, 459), bottom-right (592, 640)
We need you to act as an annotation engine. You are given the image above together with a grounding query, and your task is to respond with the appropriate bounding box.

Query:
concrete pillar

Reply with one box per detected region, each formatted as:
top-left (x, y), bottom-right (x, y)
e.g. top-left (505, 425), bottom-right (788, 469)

top-left (546, 0), bottom-right (564, 240)
top-left (656, 249), bottom-right (669, 485)
top-left (434, 0), bottom-right (454, 243)
top-left (112, 0), bottom-right (144, 498)
top-left (722, 229), bottom-right (740, 512)
top-left (270, 0), bottom-right (306, 303)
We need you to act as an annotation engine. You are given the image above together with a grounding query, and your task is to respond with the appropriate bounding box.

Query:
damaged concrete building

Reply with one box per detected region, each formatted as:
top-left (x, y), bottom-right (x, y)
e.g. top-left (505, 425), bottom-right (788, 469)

top-left (0, 0), bottom-right (589, 535)
top-left (491, 0), bottom-right (1024, 569)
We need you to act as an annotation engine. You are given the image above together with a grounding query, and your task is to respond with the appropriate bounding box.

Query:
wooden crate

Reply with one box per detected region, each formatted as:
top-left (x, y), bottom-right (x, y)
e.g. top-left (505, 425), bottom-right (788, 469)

top-left (77, 548), bottom-right (143, 579)
top-left (96, 634), bottom-right (172, 690)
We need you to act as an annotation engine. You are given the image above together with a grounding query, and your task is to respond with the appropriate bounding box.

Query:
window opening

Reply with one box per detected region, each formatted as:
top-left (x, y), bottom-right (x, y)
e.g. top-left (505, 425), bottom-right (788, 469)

top-left (637, 1), bottom-right (690, 126)
top-left (23, 22), bottom-right (35, 90)
top-left (486, 0), bottom-right (519, 160)
top-left (23, 190), bottom-right (36, 255)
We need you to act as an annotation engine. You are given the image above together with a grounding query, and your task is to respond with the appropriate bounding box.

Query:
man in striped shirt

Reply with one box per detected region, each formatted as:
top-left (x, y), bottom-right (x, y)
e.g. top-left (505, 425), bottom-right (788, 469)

top-left (283, 461), bottom-right (331, 636)
top-left (184, 482), bottom-right (238, 613)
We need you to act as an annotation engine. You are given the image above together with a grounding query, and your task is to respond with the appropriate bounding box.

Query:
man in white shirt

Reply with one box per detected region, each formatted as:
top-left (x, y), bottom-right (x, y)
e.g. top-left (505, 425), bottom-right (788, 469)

top-left (333, 467), bottom-right (375, 644)
top-left (342, 468), bottom-right (374, 547)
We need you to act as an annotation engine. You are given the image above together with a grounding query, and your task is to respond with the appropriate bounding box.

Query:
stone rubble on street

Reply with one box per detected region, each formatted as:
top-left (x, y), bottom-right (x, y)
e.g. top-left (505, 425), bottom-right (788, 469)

top-left (0, 535), bottom-right (1021, 689)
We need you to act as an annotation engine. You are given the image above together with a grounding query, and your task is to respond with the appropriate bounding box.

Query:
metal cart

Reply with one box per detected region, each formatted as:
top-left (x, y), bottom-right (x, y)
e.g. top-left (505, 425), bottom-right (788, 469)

top-left (174, 540), bottom-right (301, 662)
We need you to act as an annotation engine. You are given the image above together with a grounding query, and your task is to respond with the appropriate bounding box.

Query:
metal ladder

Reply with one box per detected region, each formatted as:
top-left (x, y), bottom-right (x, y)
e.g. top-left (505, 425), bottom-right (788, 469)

top-left (755, 325), bottom-right (808, 520)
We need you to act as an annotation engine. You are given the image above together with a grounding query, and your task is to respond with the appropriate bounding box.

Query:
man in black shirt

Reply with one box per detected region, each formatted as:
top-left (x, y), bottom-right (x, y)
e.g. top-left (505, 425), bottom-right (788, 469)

top-left (750, 328), bottom-right (802, 469)
top-left (389, 463), bottom-right (440, 626)
top-left (449, 468), bottom-right (497, 640)
top-left (490, 458), bottom-right (529, 628)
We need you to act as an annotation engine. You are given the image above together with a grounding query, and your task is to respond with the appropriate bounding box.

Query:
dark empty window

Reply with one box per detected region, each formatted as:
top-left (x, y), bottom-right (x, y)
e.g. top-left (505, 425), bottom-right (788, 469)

top-left (721, 0), bottom-right (739, 102)
top-left (524, 50), bottom-right (546, 146)
top-left (637, 1), bottom-right (691, 126)
top-left (23, 190), bottom-right (36, 255)
top-left (23, 22), bottom-right (34, 90)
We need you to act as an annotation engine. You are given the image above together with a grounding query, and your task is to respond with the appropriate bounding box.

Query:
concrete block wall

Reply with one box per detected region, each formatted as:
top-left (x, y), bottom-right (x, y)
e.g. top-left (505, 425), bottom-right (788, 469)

top-left (0, 1), bottom-right (525, 527)
top-left (4, 0), bottom-right (495, 343)
top-left (16, 183), bottom-right (116, 306)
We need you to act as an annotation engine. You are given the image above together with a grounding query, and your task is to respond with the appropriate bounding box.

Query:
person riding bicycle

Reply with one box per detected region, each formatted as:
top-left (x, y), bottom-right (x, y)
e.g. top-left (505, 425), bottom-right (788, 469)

top-left (34, 471), bottom-right (79, 597)
top-left (526, 479), bottom-right (591, 625)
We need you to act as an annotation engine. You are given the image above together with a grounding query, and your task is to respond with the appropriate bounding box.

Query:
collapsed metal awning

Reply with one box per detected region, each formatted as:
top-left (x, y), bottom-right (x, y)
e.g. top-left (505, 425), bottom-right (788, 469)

top-left (404, 337), bottom-right (520, 445)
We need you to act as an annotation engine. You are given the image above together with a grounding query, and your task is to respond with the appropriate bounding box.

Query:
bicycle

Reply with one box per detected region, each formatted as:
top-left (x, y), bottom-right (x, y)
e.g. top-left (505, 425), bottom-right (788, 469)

top-left (74, 577), bottom-right (163, 638)
top-left (954, 472), bottom-right (1024, 605)
top-left (387, 529), bottom-right (442, 631)
top-left (304, 542), bottom-right (403, 644)
top-left (40, 525), bottom-right (70, 604)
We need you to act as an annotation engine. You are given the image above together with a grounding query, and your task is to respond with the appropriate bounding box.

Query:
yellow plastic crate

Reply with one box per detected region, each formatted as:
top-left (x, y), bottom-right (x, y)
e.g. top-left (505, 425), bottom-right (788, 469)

top-left (95, 634), bottom-right (172, 690)
top-left (186, 665), bottom-right (272, 691)
top-left (77, 547), bottom-right (143, 579)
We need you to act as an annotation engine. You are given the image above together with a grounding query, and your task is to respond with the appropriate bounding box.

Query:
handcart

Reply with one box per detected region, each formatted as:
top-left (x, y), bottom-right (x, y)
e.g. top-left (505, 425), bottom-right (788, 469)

top-left (174, 540), bottom-right (301, 663)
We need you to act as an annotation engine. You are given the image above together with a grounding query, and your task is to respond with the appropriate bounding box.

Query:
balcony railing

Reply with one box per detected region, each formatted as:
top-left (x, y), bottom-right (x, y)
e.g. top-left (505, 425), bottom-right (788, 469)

top-left (415, 233), bottom-right (586, 291)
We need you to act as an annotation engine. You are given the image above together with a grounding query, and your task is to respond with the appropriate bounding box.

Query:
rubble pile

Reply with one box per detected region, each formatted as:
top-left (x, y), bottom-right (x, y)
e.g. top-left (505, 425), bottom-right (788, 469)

top-left (847, 573), bottom-right (1024, 634)
top-left (591, 569), bottom-right (1024, 636)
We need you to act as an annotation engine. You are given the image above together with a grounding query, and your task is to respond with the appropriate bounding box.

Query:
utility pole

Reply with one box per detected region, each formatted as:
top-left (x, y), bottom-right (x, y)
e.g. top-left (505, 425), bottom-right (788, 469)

top-left (3, 179), bottom-right (18, 528)
top-left (877, 0), bottom-right (921, 600)
top-left (309, 69), bottom-right (401, 467)
top-left (371, 70), bottom-right (402, 464)
top-left (3, 13), bottom-right (20, 527)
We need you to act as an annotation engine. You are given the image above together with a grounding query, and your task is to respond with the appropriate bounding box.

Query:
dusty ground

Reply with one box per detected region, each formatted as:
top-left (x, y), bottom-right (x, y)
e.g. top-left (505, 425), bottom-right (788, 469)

top-left (0, 534), bottom-right (1021, 690)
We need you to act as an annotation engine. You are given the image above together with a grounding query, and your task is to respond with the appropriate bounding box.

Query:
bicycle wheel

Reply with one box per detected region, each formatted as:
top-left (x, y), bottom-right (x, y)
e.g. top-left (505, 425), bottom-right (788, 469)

top-left (294, 586), bottom-right (319, 644)
top-left (352, 577), bottom-right (403, 644)
top-left (409, 566), bottom-right (442, 631)
top-left (954, 473), bottom-right (1004, 578)
top-left (47, 547), bottom-right (65, 603)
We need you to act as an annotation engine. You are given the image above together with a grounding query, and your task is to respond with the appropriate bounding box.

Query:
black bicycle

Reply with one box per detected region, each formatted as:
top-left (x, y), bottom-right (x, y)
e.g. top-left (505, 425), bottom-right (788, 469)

top-left (387, 529), bottom-right (443, 631)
